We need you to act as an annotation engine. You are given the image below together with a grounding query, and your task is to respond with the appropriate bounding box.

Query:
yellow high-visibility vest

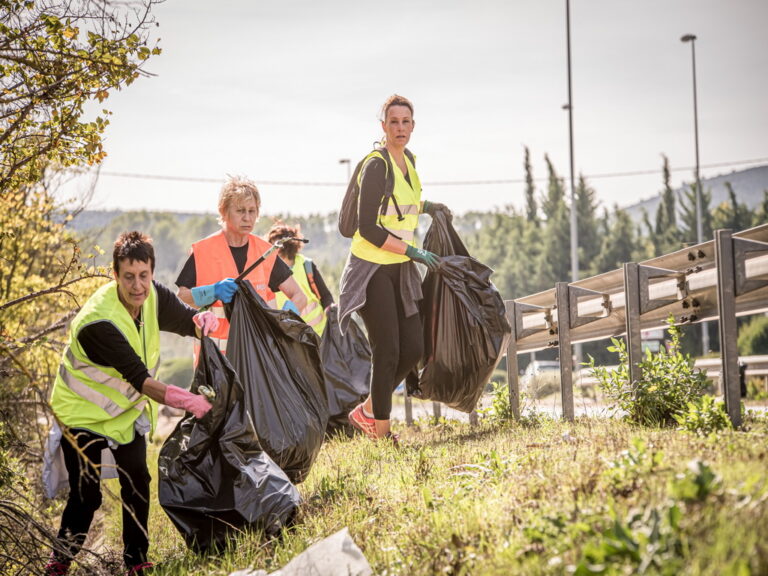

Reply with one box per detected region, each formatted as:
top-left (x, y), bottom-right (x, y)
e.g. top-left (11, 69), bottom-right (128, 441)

top-left (274, 253), bottom-right (327, 336)
top-left (50, 281), bottom-right (160, 444)
top-left (351, 150), bottom-right (422, 265)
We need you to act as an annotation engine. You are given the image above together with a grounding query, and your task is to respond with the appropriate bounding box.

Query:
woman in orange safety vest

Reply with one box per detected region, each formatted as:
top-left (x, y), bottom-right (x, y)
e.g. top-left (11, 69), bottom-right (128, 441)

top-left (176, 176), bottom-right (307, 357)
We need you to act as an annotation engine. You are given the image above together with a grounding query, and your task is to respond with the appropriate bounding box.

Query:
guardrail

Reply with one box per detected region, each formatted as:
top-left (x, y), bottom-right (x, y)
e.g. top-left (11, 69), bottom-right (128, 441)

top-left (404, 223), bottom-right (768, 428)
top-left (504, 224), bottom-right (768, 427)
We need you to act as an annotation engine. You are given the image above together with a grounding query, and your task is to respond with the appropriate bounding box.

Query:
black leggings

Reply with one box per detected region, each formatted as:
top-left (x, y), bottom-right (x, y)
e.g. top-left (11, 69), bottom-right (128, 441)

top-left (358, 263), bottom-right (423, 420)
top-left (54, 429), bottom-right (151, 568)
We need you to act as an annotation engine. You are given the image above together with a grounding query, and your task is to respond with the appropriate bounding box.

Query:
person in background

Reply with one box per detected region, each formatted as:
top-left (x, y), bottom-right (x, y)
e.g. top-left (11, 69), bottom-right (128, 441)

top-left (176, 176), bottom-right (307, 358)
top-left (338, 94), bottom-right (452, 445)
top-left (267, 222), bottom-right (334, 336)
top-left (46, 231), bottom-right (218, 576)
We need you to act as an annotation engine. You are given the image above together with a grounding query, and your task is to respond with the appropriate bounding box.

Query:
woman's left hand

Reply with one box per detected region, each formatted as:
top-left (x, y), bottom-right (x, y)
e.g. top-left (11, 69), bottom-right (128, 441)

top-left (423, 200), bottom-right (453, 222)
top-left (193, 310), bottom-right (219, 336)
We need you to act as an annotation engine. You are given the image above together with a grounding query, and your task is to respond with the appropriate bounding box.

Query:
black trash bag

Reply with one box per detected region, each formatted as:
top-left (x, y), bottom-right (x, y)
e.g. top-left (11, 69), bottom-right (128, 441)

top-left (320, 305), bottom-right (371, 436)
top-left (408, 211), bottom-right (512, 412)
top-left (226, 280), bottom-right (328, 483)
top-left (158, 337), bottom-right (300, 553)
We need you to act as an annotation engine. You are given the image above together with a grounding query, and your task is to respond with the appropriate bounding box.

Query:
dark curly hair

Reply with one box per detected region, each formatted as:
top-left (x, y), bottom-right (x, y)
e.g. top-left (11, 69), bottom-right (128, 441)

top-left (267, 222), bottom-right (302, 261)
top-left (113, 231), bottom-right (155, 274)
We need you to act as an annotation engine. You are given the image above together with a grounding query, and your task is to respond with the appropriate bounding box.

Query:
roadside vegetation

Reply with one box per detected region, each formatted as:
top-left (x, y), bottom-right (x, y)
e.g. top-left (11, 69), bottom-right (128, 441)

top-left (42, 412), bottom-right (767, 575)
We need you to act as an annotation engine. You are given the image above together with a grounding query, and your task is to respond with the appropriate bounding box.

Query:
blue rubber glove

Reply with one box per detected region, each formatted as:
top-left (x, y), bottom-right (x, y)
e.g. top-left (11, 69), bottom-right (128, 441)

top-left (191, 278), bottom-right (239, 307)
top-left (405, 245), bottom-right (441, 271)
top-left (282, 300), bottom-right (300, 315)
top-left (422, 200), bottom-right (453, 222)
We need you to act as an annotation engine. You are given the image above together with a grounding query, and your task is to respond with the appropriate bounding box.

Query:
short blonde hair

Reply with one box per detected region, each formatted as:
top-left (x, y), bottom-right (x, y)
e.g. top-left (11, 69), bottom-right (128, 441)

top-left (218, 176), bottom-right (261, 226)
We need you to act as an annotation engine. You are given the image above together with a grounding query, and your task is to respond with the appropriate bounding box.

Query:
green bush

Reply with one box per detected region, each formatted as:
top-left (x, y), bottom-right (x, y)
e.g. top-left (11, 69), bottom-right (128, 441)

top-left (587, 321), bottom-right (708, 426)
top-left (738, 314), bottom-right (768, 355)
top-left (480, 381), bottom-right (514, 423)
top-left (673, 395), bottom-right (732, 436)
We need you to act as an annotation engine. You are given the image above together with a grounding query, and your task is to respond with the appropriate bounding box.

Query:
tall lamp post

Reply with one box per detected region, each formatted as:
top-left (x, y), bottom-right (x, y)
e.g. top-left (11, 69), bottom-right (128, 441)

top-left (681, 33), bottom-right (709, 354)
top-left (339, 158), bottom-right (351, 182)
top-left (565, 0), bottom-right (580, 365)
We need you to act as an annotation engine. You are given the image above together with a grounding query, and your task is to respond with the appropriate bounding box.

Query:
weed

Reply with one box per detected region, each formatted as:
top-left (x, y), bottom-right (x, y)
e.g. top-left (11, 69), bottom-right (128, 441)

top-left (602, 437), bottom-right (664, 497)
top-left (673, 395), bottom-right (733, 436)
top-left (587, 321), bottom-right (709, 426)
top-left (668, 459), bottom-right (722, 503)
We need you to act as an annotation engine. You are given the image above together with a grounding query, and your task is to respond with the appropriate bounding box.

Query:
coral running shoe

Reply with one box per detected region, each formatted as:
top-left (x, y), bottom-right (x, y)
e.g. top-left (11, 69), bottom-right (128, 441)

top-left (348, 404), bottom-right (377, 439)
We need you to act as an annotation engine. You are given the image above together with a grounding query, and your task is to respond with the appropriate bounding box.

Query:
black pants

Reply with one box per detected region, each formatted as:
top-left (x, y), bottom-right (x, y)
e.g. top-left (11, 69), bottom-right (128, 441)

top-left (54, 428), bottom-right (151, 568)
top-left (359, 263), bottom-right (423, 420)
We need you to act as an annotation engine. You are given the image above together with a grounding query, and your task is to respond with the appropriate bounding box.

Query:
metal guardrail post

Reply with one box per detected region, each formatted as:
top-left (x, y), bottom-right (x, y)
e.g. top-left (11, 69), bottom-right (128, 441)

top-left (555, 282), bottom-right (575, 421)
top-left (505, 300), bottom-right (521, 420)
top-left (715, 229), bottom-right (742, 427)
top-left (624, 262), bottom-right (643, 386)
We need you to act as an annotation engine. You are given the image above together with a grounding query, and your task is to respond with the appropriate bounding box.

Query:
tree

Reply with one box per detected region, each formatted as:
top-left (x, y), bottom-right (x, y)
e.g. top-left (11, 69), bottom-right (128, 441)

top-left (592, 206), bottom-right (636, 274)
top-left (712, 182), bottom-right (753, 232)
top-left (753, 190), bottom-right (768, 227)
top-left (652, 155), bottom-right (681, 254)
top-left (1, 0), bottom-right (161, 192)
top-left (0, 2), bottom-right (161, 567)
top-left (575, 174), bottom-right (601, 277)
top-left (523, 146), bottom-right (538, 226)
top-left (678, 182), bottom-right (713, 245)
top-left (536, 200), bottom-right (572, 286)
top-left (541, 154), bottom-right (566, 222)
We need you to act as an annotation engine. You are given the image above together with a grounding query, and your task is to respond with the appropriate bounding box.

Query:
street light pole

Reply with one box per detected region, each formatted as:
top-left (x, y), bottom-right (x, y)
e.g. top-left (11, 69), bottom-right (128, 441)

top-left (565, 0), bottom-right (580, 365)
top-left (681, 33), bottom-right (709, 354)
top-left (681, 34), bottom-right (703, 245)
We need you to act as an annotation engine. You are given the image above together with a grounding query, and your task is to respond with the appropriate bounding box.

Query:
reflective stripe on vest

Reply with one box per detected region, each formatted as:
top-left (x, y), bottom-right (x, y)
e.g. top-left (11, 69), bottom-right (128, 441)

top-left (351, 150), bottom-right (422, 265)
top-left (274, 254), bottom-right (327, 336)
top-left (192, 231), bottom-right (277, 355)
top-left (50, 281), bottom-right (160, 445)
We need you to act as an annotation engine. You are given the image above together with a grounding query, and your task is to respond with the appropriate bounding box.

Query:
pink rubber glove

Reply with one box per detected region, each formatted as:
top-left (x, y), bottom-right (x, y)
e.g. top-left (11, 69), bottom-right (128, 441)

top-left (193, 310), bottom-right (219, 336)
top-left (164, 385), bottom-right (212, 418)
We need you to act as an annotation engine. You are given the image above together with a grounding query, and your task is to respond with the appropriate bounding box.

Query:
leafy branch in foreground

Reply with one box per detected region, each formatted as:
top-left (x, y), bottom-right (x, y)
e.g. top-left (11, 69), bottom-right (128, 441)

top-left (0, 0), bottom-right (162, 191)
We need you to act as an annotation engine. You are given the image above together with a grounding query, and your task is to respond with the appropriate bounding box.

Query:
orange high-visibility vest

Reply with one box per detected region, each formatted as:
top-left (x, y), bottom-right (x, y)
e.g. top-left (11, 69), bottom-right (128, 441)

top-left (192, 231), bottom-right (277, 355)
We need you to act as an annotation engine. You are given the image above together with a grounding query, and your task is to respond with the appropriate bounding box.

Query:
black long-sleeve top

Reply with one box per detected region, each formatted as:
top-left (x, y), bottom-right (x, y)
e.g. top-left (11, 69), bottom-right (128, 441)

top-left (357, 157), bottom-right (414, 248)
top-left (77, 281), bottom-right (197, 393)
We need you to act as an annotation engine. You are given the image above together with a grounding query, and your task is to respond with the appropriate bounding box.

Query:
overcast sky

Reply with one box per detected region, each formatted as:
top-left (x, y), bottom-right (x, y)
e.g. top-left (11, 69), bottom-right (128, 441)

top-left (63, 0), bottom-right (768, 217)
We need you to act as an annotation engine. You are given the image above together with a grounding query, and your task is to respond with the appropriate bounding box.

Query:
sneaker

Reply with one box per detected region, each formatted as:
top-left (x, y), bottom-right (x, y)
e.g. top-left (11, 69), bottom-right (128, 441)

top-left (127, 562), bottom-right (154, 575)
top-left (45, 559), bottom-right (70, 576)
top-left (348, 404), bottom-right (377, 439)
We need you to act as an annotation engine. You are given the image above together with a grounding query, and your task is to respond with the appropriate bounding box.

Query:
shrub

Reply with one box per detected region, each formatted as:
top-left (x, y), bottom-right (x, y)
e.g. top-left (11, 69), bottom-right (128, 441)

top-left (673, 395), bottom-right (732, 436)
top-left (587, 321), bottom-right (708, 426)
top-left (479, 381), bottom-right (514, 423)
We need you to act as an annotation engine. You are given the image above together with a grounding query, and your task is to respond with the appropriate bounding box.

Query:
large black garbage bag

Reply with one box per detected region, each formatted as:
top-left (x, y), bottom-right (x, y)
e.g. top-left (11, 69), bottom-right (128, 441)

top-left (409, 211), bottom-right (512, 412)
top-left (227, 280), bottom-right (328, 483)
top-left (158, 337), bottom-right (300, 553)
top-left (320, 305), bottom-right (371, 435)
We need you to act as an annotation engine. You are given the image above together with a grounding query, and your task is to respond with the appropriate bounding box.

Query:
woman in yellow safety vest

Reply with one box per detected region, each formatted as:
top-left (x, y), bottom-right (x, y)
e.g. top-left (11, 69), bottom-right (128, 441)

top-left (46, 231), bottom-right (218, 576)
top-left (176, 176), bottom-right (307, 359)
top-left (338, 94), bottom-right (452, 445)
top-left (268, 223), bottom-right (335, 337)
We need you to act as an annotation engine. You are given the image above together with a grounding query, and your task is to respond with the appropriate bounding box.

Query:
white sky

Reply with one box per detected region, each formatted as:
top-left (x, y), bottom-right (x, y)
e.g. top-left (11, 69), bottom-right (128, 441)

top-left (63, 0), bottom-right (768, 217)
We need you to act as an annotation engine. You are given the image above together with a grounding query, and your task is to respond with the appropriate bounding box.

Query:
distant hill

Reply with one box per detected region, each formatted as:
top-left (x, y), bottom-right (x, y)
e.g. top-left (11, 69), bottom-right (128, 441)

top-left (624, 164), bottom-right (768, 224)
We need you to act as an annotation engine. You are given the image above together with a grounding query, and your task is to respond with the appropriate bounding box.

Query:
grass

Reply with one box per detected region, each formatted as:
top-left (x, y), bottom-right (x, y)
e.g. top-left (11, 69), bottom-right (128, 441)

top-left (68, 412), bottom-right (768, 575)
